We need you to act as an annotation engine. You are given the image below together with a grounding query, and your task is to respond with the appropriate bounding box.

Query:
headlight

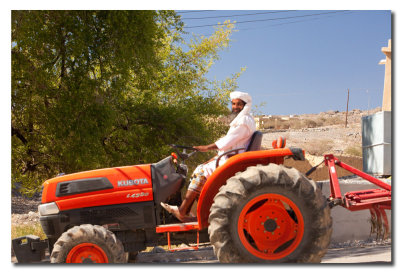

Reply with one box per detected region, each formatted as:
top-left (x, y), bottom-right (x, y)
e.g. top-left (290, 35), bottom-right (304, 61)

top-left (38, 202), bottom-right (59, 216)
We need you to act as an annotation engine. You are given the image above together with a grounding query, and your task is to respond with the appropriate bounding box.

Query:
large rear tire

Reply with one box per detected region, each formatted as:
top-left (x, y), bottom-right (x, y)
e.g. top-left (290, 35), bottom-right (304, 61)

top-left (208, 164), bottom-right (332, 263)
top-left (50, 224), bottom-right (126, 263)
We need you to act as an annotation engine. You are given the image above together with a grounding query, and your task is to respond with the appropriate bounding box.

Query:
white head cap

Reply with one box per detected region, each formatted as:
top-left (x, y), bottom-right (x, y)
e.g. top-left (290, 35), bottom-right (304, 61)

top-left (230, 91), bottom-right (252, 105)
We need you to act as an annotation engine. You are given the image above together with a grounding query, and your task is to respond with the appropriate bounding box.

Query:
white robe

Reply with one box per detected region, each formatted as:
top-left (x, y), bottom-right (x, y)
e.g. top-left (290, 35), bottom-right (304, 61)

top-left (196, 113), bottom-right (256, 178)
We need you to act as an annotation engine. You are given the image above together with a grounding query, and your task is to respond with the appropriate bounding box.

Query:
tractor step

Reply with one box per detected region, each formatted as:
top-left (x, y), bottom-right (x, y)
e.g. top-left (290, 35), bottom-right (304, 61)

top-left (156, 222), bottom-right (199, 252)
top-left (156, 221), bottom-right (199, 233)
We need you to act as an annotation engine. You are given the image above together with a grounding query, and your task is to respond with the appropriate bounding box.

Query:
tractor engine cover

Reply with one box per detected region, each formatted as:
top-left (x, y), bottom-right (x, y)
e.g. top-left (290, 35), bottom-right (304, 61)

top-left (41, 164), bottom-right (154, 211)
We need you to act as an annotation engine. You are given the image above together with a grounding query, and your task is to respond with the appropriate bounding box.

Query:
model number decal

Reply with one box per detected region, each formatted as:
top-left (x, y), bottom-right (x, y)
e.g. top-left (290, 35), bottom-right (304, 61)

top-left (126, 192), bottom-right (149, 199)
top-left (118, 178), bottom-right (149, 187)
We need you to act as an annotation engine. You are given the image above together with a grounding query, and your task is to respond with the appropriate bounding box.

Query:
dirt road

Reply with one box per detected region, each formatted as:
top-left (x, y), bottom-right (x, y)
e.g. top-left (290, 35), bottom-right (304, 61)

top-left (321, 244), bottom-right (391, 263)
top-left (132, 244), bottom-right (391, 264)
top-left (12, 242), bottom-right (391, 264)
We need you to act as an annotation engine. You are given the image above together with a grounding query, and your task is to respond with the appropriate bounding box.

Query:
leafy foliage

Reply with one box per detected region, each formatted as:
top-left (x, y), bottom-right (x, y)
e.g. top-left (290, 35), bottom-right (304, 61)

top-left (11, 11), bottom-right (241, 195)
top-left (12, 221), bottom-right (46, 240)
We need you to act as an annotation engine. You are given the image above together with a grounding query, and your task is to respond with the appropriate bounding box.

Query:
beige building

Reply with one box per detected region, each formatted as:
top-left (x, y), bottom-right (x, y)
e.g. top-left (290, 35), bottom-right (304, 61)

top-left (254, 115), bottom-right (271, 130)
top-left (379, 39), bottom-right (391, 111)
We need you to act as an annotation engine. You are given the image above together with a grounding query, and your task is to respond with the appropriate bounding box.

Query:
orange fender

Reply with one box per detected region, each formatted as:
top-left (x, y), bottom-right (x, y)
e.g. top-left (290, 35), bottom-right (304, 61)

top-left (196, 148), bottom-right (299, 229)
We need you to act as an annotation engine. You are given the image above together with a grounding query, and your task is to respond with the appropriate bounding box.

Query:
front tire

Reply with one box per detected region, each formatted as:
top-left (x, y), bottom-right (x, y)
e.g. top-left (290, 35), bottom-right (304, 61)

top-left (208, 164), bottom-right (332, 263)
top-left (50, 224), bottom-right (126, 263)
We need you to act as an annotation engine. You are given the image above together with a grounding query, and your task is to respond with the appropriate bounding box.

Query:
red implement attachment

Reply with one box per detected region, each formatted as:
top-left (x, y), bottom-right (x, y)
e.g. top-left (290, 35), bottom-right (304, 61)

top-left (324, 154), bottom-right (391, 239)
top-left (156, 222), bottom-right (199, 252)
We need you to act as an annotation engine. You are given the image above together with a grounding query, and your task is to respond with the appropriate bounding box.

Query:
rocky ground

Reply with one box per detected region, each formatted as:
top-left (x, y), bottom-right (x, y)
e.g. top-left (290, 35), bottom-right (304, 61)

top-left (11, 196), bottom-right (41, 226)
top-left (11, 239), bottom-right (392, 263)
top-left (261, 108), bottom-right (376, 155)
top-left (132, 239), bottom-right (392, 263)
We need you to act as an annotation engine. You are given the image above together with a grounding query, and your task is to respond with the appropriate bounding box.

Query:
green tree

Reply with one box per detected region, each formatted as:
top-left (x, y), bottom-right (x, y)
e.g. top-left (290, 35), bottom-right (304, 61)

top-left (12, 11), bottom-right (241, 195)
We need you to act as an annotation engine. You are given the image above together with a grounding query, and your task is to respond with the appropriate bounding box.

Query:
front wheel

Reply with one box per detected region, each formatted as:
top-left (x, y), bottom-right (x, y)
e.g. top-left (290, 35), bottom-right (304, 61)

top-left (50, 224), bottom-right (126, 263)
top-left (208, 164), bottom-right (332, 263)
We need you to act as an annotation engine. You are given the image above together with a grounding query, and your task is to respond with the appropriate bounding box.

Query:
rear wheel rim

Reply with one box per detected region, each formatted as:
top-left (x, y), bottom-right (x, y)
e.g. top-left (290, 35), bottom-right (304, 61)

top-left (66, 243), bottom-right (109, 263)
top-left (237, 193), bottom-right (304, 260)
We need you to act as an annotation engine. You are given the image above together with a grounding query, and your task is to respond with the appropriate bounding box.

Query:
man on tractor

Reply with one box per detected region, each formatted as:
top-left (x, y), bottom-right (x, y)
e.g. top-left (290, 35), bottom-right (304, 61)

top-left (161, 91), bottom-right (256, 222)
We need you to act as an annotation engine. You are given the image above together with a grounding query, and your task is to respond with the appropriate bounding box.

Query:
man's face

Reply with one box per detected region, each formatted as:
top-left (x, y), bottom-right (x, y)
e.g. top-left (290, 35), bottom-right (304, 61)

top-left (231, 99), bottom-right (245, 114)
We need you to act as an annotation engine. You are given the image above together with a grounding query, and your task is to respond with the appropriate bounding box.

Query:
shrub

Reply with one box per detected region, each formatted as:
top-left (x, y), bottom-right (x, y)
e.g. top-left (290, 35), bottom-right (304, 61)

top-left (345, 146), bottom-right (362, 157)
top-left (315, 117), bottom-right (325, 127)
top-left (11, 222), bottom-right (46, 240)
top-left (302, 139), bottom-right (334, 156)
top-left (325, 116), bottom-right (343, 126)
top-left (289, 118), bottom-right (303, 129)
top-left (302, 119), bottom-right (317, 128)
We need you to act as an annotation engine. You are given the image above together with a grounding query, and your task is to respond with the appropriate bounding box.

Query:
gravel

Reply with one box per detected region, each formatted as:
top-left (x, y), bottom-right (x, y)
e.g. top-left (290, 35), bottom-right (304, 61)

top-left (11, 195), bottom-right (41, 226)
top-left (329, 238), bottom-right (391, 249)
top-left (11, 195), bottom-right (41, 214)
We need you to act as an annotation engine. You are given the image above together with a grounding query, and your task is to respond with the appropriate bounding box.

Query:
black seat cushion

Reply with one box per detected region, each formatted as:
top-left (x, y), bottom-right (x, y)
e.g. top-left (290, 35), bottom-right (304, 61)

top-left (246, 131), bottom-right (263, 151)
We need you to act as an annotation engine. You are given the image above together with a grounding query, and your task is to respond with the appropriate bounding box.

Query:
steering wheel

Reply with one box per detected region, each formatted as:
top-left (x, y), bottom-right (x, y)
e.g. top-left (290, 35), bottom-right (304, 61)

top-left (169, 144), bottom-right (198, 162)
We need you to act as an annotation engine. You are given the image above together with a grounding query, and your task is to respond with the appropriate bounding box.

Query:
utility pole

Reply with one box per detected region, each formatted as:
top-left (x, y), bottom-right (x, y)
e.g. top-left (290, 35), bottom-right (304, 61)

top-left (345, 88), bottom-right (349, 128)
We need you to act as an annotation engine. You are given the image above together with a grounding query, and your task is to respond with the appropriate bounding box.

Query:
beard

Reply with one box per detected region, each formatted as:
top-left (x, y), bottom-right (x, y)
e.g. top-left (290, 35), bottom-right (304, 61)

top-left (227, 111), bottom-right (239, 123)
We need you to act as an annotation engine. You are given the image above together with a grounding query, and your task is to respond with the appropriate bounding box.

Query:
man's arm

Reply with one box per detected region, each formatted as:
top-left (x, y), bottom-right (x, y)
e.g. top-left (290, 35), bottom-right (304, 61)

top-left (193, 143), bottom-right (218, 152)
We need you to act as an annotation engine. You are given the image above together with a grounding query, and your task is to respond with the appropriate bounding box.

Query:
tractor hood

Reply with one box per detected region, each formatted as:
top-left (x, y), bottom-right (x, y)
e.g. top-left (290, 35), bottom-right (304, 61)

top-left (41, 164), bottom-right (153, 211)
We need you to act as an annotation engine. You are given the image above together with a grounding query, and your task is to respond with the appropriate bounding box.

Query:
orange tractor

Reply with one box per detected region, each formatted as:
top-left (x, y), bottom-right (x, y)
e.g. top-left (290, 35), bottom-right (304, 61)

top-left (12, 132), bottom-right (391, 263)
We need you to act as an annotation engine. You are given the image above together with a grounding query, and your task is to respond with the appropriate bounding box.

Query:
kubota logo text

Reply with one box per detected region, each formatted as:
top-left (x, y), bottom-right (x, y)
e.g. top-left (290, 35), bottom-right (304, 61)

top-left (117, 178), bottom-right (149, 187)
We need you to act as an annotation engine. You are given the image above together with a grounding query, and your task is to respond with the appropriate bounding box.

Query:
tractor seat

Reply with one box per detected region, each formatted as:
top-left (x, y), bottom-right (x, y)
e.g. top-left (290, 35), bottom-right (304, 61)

top-left (246, 130), bottom-right (263, 151)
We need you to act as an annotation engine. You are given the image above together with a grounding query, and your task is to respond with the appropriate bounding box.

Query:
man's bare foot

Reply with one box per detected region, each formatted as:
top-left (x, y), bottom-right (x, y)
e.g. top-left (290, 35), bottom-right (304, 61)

top-left (160, 202), bottom-right (197, 222)
top-left (160, 202), bottom-right (185, 221)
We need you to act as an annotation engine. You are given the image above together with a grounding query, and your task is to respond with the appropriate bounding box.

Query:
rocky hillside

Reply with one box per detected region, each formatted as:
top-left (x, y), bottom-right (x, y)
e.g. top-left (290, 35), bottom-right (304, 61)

top-left (261, 107), bottom-right (382, 181)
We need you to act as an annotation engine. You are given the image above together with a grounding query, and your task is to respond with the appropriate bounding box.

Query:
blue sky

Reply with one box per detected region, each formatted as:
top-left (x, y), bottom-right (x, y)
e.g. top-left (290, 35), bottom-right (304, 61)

top-left (178, 10), bottom-right (392, 115)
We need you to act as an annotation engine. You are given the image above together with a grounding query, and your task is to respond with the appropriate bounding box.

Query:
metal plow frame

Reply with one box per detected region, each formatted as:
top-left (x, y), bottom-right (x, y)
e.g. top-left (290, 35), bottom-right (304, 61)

top-left (324, 154), bottom-right (391, 239)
